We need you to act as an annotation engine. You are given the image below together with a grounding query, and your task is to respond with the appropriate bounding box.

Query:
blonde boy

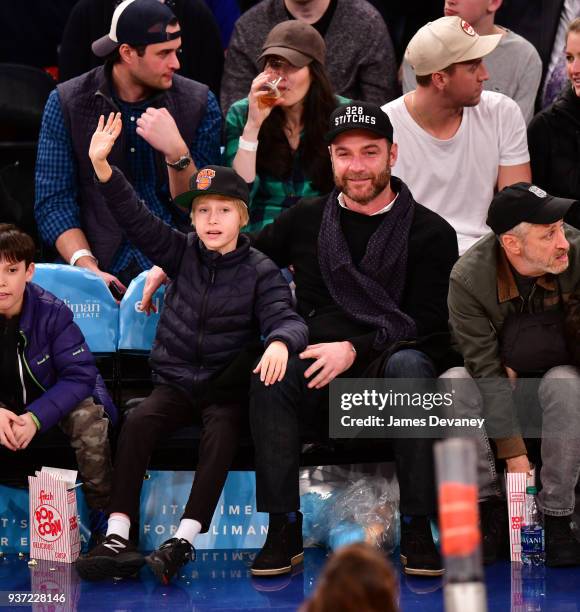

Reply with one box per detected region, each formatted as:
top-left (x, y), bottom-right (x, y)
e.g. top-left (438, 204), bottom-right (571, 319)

top-left (77, 113), bottom-right (308, 584)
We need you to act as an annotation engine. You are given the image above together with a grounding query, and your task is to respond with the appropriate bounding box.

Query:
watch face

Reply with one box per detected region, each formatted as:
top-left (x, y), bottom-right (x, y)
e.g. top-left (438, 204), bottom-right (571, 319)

top-left (170, 156), bottom-right (191, 170)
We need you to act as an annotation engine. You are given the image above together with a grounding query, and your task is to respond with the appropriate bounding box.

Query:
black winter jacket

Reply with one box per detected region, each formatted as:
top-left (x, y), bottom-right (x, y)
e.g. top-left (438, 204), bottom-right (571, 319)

top-left (98, 167), bottom-right (308, 396)
top-left (528, 84), bottom-right (580, 228)
top-left (253, 180), bottom-right (459, 374)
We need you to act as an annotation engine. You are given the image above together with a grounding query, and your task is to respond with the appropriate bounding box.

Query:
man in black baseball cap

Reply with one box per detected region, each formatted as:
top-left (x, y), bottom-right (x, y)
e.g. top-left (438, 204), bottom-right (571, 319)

top-left (325, 101), bottom-right (394, 144)
top-left (242, 100), bottom-right (457, 579)
top-left (487, 182), bottom-right (576, 237)
top-left (34, 0), bottom-right (221, 292)
top-left (446, 183), bottom-right (580, 568)
top-left (487, 182), bottom-right (576, 277)
top-left (91, 0), bottom-right (181, 57)
top-left (323, 102), bottom-right (399, 211)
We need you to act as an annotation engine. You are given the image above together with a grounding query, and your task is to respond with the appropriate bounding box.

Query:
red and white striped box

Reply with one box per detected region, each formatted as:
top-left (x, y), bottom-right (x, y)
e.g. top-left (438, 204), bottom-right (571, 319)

top-left (506, 469), bottom-right (535, 562)
top-left (28, 468), bottom-right (81, 564)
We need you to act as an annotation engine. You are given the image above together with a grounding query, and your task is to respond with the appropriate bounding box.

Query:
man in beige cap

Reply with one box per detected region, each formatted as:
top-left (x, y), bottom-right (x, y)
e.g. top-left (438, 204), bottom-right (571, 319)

top-left (382, 16), bottom-right (531, 255)
top-left (401, 1), bottom-right (542, 123)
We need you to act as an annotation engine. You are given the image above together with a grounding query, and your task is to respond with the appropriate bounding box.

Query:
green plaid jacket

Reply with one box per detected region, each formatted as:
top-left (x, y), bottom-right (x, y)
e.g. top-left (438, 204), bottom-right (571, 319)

top-left (224, 95), bottom-right (349, 232)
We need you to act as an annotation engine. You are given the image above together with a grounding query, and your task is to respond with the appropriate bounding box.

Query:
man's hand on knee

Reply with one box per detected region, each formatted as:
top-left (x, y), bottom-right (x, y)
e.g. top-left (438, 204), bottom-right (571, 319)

top-left (299, 342), bottom-right (356, 389)
top-left (506, 454), bottom-right (531, 473)
top-left (505, 366), bottom-right (518, 390)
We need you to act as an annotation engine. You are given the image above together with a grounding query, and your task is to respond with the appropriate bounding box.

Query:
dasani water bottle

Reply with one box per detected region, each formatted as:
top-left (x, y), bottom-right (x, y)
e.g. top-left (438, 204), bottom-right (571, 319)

top-left (521, 486), bottom-right (545, 566)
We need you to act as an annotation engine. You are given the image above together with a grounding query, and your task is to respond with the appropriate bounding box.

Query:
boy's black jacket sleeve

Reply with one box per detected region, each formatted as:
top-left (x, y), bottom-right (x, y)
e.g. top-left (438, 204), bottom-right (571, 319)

top-left (96, 166), bottom-right (188, 278)
top-left (253, 255), bottom-right (308, 354)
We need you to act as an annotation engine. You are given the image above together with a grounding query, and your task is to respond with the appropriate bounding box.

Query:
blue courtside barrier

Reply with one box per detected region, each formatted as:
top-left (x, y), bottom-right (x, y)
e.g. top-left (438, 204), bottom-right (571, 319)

top-left (33, 264), bottom-right (119, 354)
top-left (0, 472), bottom-right (267, 553)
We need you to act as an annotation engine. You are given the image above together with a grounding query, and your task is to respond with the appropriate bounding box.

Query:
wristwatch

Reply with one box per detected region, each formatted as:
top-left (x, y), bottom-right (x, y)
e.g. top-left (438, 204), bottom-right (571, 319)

top-left (166, 154), bottom-right (192, 171)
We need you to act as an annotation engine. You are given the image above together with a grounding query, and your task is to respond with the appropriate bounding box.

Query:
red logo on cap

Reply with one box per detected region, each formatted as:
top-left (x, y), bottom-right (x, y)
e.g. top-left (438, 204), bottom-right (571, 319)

top-left (196, 168), bottom-right (216, 190)
top-left (461, 20), bottom-right (475, 36)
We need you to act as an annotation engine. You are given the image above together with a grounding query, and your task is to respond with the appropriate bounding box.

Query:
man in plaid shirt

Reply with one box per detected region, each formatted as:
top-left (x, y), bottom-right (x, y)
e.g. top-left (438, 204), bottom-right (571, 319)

top-left (35, 0), bottom-right (220, 291)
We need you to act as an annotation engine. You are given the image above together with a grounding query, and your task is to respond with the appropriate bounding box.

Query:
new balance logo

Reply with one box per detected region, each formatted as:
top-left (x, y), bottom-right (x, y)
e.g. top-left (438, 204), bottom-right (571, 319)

top-left (103, 537), bottom-right (127, 554)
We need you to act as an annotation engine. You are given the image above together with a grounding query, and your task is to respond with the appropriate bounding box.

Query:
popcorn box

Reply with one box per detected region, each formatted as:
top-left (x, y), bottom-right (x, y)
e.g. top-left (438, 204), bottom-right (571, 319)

top-left (506, 469), bottom-right (535, 562)
top-left (28, 467), bottom-right (81, 564)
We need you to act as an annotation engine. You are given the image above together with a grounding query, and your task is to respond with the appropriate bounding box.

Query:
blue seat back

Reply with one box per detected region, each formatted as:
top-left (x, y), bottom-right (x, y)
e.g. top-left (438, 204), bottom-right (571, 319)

top-left (33, 264), bottom-right (119, 353)
top-left (118, 270), bottom-right (165, 352)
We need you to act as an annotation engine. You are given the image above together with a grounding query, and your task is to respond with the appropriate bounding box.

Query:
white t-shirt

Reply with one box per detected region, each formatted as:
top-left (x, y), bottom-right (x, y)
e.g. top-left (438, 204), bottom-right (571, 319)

top-left (381, 91), bottom-right (529, 254)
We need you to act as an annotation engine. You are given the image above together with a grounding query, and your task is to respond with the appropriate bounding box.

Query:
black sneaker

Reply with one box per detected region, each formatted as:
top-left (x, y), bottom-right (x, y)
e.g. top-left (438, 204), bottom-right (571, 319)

top-left (87, 509), bottom-right (108, 550)
top-left (76, 534), bottom-right (145, 581)
top-left (479, 497), bottom-right (509, 565)
top-left (145, 538), bottom-right (195, 584)
top-left (546, 515), bottom-right (580, 567)
top-left (400, 516), bottom-right (444, 577)
top-left (251, 512), bottom-right (304, 576)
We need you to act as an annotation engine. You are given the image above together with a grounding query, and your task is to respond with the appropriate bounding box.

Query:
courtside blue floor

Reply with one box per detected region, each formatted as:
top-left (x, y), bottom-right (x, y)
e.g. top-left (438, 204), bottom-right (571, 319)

top-left (2, 549), bottom-right (580, 610)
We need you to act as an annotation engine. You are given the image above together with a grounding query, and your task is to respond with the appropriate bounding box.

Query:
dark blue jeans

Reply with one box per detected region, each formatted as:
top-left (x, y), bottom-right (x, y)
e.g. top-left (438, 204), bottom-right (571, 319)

top-left (249, 349), bottom-right (438, 516)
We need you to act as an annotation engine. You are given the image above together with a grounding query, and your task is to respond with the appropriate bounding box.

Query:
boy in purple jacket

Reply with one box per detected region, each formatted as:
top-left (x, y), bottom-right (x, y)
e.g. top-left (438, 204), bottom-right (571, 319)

top-left (0, 224), bottom-right (116, 541)
top-left (76, 113), bottom-right (308, 584)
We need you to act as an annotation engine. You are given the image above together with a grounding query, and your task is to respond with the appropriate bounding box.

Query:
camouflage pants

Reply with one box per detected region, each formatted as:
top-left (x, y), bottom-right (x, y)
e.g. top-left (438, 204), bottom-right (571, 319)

top-left (59, 398), bottom-right (112, 510)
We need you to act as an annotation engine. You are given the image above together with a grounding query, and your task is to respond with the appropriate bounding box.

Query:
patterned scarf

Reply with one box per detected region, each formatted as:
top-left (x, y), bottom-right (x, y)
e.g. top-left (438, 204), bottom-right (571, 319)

top-left (317, 178), bottom-right (417, 350)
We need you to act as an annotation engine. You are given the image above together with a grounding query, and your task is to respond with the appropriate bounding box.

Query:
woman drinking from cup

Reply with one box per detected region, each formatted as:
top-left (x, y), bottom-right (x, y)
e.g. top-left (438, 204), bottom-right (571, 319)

top-left (224, 20), bottom-right (347, 232)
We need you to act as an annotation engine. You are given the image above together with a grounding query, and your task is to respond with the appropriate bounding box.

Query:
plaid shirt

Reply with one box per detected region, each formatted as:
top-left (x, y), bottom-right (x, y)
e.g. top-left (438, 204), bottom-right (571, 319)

top-left (223, 96), bottom-right (348, 233)
top-left (35, 88), bottom-right (221, 275)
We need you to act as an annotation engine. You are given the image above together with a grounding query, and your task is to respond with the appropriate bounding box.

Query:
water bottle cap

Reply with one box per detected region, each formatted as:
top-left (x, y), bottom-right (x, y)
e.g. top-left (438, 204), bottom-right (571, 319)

top-left (526, 486), bottom-right (537, 494)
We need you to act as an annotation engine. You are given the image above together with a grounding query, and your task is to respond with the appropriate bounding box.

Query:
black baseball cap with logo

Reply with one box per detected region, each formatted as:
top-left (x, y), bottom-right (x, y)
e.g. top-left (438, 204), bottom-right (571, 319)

top-left (92, 0), bottom-right (180, 58)
top-left (325, 101), bottom-right (394, 144)
top-left (174, 166), bottom-right (250, 210)
top-left (486, 182), bottom-right (577, 235)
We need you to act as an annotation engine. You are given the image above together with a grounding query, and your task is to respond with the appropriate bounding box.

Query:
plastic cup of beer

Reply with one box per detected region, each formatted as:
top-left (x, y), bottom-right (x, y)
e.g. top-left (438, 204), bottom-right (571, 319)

top-left (258, 76), bottom-right (282, 109)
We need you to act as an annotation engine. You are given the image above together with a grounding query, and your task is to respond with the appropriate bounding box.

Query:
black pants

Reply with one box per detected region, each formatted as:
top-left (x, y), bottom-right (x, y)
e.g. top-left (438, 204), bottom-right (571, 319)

top-left (249, 351), bottom-right (438, 517)
top-left (108, 384), bottom-right (244, 532)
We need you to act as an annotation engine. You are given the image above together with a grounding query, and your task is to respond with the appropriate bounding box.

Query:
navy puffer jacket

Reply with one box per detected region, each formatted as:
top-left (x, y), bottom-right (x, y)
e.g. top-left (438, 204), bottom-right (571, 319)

top-left (98, 168), bottom-right (308, 396)
top-left (18, 282), bottom-right (117, 431)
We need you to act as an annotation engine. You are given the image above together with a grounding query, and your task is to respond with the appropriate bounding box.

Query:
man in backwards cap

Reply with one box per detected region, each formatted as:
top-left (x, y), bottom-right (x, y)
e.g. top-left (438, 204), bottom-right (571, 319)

top-left (246, 101), bottom-right (459, 577)
top-left (445, 183), bottom-right (580, 567)
top-left (35, 0), bottom-right (221, 292)
top-left (382, 16), bottom-right (531, 256)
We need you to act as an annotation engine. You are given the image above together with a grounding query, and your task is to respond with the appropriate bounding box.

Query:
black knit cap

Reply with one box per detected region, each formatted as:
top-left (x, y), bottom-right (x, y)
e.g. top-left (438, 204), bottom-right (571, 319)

top-left (92, 0), bottom-right (180, 57)
top-left (487, 183), bottom-right (577, 235)
top-left (174, 166), bottom-right (249, 210)
top-left (325, 101), bottom-right (394, 144)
